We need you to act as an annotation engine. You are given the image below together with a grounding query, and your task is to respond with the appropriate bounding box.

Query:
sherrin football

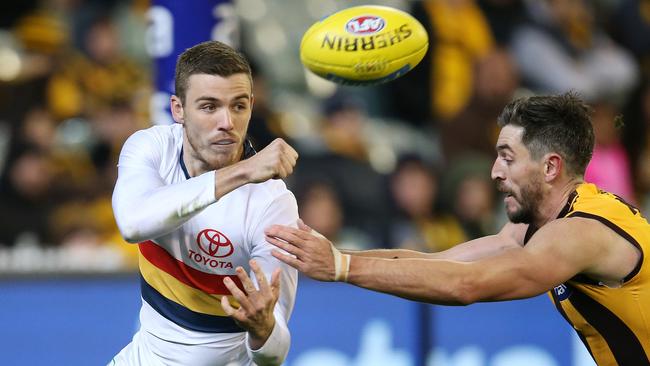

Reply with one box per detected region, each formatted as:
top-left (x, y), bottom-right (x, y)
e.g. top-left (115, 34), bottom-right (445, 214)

top-left (300, 5), bottom-right (429, 85)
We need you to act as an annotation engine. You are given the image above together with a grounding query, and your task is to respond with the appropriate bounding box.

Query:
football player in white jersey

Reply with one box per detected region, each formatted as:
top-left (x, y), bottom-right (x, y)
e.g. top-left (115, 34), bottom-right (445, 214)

top-left (109, 41), bottom-right (299, 366)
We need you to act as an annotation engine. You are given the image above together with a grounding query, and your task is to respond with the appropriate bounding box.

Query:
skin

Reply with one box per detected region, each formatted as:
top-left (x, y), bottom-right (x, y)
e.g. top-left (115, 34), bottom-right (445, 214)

top-left (170, 73), bottom-right (299, 199)
top-left (265, 125), bottom-right (641, 305)
top-left (170, 72), bottom-right (298, 349)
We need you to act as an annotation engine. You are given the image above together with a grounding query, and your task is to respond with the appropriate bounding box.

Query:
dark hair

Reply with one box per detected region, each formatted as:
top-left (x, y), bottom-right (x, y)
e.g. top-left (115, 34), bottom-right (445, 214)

top-left (497, 92), bottom-right (595, 177)
top-left (174, 41), bottom-right (252, 104)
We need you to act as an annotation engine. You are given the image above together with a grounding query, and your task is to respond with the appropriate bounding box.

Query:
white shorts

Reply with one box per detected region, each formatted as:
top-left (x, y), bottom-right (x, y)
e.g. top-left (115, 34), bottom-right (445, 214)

top-left (108, 329), bottom-right (251, 366)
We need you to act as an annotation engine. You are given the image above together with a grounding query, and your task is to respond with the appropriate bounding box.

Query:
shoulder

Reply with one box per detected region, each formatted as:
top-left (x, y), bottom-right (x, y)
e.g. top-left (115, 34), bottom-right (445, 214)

top-left (569, 184), bottom-right (640, 223)
top-left (248, 180), bottom-right (298, 215)
top-left (242, 180), bottom-right (298, 238)
top-left (124, 124), bottom-right (181, 147)
top-left (119, 124), bottom-right (183, 167)
top-left (250, 179), bottom-right (295, 200)
top-left (533, 216), bottom-right (642, 283)
top-left (528, 217), bottom-right (620, 259)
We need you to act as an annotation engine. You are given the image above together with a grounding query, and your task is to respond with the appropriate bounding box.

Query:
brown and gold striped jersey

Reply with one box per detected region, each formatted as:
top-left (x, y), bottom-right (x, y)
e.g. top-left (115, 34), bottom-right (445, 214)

top-left (526, 183), bottom-right (650, 365)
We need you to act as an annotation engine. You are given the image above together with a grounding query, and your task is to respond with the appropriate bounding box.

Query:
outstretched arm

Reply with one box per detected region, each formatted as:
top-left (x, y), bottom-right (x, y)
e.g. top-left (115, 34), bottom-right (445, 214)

top-left (266, 218), bottom-right (632, 305)
top-left (340, 222), bottom-right (526, 262)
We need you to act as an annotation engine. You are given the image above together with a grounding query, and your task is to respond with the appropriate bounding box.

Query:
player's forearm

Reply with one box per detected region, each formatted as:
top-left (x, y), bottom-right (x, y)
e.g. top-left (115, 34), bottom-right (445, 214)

top-left (340, 234), bottom-right (515, 261)
top-left (213, 159), bottom-right (254, 200)
top-left (247, 315), bottom-right (290, 366)
top-left (340, 248), bottom-right (432, 259)
top-left (346, 256), bottom-right (475, 305)
top-left (427, 234), bottom-right (519, 262)
top-left (113, 170), bottom-right (217, 242)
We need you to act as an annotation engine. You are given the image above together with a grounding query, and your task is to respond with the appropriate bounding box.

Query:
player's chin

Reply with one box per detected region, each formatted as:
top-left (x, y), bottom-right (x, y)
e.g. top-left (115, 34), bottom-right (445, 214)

top-left (504, 201), bottom-right (520, 216)
top-left (205, 150), bottom-right (239, 169)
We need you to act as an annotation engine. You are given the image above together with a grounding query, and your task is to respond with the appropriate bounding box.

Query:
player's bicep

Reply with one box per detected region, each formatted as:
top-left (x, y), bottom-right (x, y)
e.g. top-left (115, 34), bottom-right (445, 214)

top-left (429, 223), bottom-right (526, 262)
top-left (113, 130), bottom-right (165, 204)
top-left (112, 130), bottom-right (168, 241)
top-left (486, 219), bottom-right (603, 300)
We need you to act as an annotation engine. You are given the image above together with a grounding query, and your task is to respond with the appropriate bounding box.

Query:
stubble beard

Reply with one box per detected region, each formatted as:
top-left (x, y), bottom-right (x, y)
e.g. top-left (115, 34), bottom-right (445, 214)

top-left (185, 133), bottom-right (243, 173)
top-left (506, 178), bottom-right (544, 224)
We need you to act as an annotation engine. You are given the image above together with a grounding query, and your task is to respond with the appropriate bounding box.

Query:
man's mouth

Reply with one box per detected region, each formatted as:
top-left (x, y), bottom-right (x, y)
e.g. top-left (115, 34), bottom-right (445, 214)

top-left (212, 139), bottom-right (235, 146)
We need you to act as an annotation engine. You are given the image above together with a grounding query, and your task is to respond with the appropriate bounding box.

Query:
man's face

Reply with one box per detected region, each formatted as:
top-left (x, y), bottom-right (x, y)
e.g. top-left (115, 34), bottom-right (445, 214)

top-left (491, 125), bottom-right (545, 224)
top-left (172, 73), bottom-right (253, 172)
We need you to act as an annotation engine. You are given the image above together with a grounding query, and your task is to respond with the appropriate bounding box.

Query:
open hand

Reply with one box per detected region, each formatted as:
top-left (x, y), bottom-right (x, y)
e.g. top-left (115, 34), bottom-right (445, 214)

top-left (221, 260), bottom-right (280, 348)
top-left (265, 220), bottom-right (337, 282)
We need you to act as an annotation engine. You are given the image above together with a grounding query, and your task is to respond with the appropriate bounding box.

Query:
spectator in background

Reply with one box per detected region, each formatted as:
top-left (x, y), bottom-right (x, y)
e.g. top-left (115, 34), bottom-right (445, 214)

top-left (478, 0), bottom-right (527, 46)
top-left (246, 61), bottom-right (287, 149)
top-left (0, 145), bottom-right (57, 246)
top-left (609, 1), bottom-right (650, 198)
top-left (380, 0), bottom-right (520, 162)
top-left (439, 48), bottom-right (519, 160)
top-left (13, 106), bottom-right (57, 152)
top-left (633, 83), bottom-right (650, 214)
top-left (47, 14), bottom-right (149, 121)
top-left (0, 0), bottom-right (147, 270)
top-left (0, 0), bottom-right (70, 139)
top-left (382, 0), bottom-right (497, 126)
top-left (297, 181), bottom-right (372, 251)
top-left (442, 154), bottom-right (500, 239)
top-left (290, 91), bottom-right (392, 246)
top-left (585, 101), bottom-right (636, 202)
top-left (609, 0), bottom-right (650, 76)
top-left (511, 0), bottom-right (638, 102)
top-left (389, 155), bottom-right (466, 252)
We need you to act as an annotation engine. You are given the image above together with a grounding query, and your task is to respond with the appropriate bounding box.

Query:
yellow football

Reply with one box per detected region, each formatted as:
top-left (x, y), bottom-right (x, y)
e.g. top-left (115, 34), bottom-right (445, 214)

top-left (300, 5), bottom-right (429, 85)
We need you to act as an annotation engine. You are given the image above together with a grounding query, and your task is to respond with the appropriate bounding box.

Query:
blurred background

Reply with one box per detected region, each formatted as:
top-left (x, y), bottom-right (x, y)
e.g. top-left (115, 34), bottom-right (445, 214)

top-left (0, 0), bottom-right (648, 364)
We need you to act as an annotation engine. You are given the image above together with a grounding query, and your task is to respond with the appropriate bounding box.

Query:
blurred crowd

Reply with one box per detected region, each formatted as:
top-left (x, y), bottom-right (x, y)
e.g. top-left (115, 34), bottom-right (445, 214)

top-left (0, 0), bottom-right (649, 271)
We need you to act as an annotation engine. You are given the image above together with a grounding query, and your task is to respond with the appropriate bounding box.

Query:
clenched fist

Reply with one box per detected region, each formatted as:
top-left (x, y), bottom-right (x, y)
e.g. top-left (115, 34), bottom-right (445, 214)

top-left (214, 138), bottom-right (298, 200)
top-left (243, 138), bottom-right (298, 183)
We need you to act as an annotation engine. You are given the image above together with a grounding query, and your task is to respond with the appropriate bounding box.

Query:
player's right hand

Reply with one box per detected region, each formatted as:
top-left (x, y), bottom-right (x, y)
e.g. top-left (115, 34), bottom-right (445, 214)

top-left (243, 138), bottom-right (298, 183)
top-left (265, 220), bottom-right (338, 282)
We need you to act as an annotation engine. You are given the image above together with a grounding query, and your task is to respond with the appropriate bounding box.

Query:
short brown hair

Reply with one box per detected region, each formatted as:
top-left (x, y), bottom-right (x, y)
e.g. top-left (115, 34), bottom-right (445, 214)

top-left (174, 41), bottom-right (252, 104)
top-left (497, 92), bottom-right (595, 177)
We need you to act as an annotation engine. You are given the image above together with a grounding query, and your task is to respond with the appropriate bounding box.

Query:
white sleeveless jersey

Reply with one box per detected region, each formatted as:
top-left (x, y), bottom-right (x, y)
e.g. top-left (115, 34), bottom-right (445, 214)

top-left (111, 124), bottom-right (298, 366)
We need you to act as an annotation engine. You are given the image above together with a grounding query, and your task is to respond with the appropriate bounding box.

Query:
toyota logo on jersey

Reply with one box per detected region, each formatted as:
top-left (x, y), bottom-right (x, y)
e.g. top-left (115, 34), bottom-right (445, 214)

top-left (196, 229), bottom-right (234, 258)
top-left (345, 15), bottom-right (385, 35)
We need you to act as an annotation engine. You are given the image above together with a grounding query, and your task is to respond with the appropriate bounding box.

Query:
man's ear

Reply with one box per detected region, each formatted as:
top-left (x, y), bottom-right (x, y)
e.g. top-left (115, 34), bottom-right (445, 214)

top-left (170, 95), bottom-right (184, 124)
top-left (544, 153), bottom-right (563, 182)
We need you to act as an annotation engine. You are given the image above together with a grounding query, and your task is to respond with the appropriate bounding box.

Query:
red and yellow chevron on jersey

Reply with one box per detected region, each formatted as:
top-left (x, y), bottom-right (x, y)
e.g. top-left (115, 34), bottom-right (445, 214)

top-left (138, 240), bottom-right (245, 332)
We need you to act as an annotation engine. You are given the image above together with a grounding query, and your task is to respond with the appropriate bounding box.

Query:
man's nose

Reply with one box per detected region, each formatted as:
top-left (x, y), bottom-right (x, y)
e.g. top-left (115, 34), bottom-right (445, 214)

top-left (216, 108), bottom-right (234, 131)
top-left (491, 158), bottom-right (503, 181)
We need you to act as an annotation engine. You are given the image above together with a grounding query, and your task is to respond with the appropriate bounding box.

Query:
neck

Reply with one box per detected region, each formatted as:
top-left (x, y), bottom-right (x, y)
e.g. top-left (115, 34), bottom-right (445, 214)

top-left (534, 177), bottom-right (583, 228)
top-left (182, 147), bottom-right (208, 177)
top-left (181, 134), bottom-right (210, 177)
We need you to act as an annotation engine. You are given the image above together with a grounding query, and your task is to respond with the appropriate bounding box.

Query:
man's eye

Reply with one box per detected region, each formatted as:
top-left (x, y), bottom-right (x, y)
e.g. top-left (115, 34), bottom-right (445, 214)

top-left (201, 105), bottom-right (215, 112)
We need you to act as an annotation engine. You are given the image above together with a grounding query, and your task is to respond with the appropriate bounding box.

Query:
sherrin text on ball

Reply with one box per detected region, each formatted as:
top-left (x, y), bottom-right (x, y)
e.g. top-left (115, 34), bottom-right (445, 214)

top-left (300, 5), bottom-right (429, 85)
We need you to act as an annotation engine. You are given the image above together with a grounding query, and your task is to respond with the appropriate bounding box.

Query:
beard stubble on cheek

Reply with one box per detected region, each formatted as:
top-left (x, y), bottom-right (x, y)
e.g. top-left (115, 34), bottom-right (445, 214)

top-left (507, 176), bottom-right (544, 224)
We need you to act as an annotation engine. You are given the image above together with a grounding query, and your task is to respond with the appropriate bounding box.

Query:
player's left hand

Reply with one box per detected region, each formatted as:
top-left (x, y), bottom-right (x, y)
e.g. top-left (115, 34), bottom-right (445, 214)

top-left (265, 220), bottom-right (336, 282)
top-left (221, 260), bottom-right (280, 349)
